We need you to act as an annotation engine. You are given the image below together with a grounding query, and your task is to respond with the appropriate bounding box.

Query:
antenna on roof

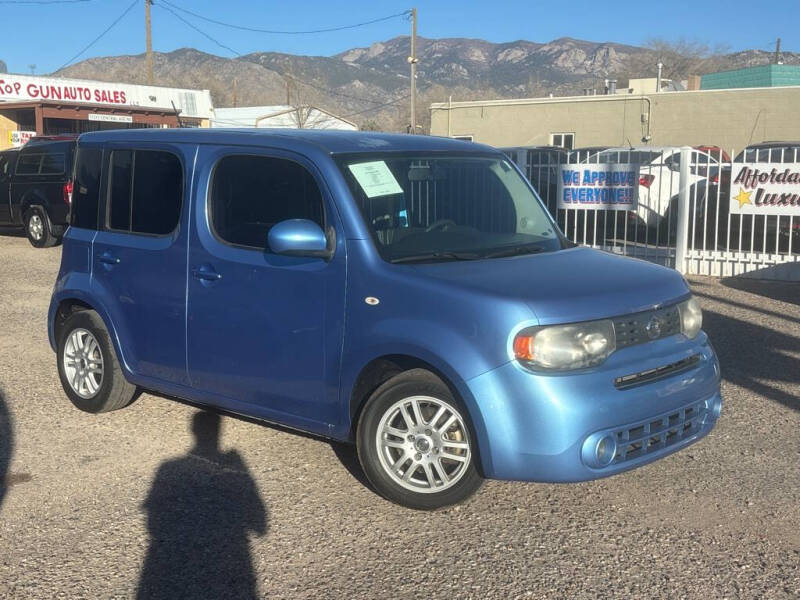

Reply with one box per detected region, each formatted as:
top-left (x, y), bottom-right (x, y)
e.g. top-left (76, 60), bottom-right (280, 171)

top-left (171, 101), bottom-right (185, 128)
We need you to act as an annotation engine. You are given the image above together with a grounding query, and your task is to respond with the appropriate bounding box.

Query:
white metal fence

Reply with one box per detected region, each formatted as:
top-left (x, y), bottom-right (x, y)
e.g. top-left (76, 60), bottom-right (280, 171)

top-left (503, 145), bottom-right (800, 281)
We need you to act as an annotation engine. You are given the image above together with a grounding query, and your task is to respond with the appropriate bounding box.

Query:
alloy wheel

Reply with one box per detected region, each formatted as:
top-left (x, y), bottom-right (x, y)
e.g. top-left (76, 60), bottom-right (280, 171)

top-left (28, 214), bottom-right (44, 241)
top-left (375, 395), bottom-right (471, 493)
top-left (62, 328), bottom-right (104, 399)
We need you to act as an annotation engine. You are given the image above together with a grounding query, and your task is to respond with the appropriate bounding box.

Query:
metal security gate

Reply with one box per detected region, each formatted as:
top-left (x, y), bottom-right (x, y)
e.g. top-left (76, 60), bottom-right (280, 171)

top-left (504, 145), bottom-right (800, 281)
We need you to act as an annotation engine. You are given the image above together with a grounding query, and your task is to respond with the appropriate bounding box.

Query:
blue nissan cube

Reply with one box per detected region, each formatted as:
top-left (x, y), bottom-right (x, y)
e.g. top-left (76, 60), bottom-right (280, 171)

top-left (48, 129), bottom-right (721, 509)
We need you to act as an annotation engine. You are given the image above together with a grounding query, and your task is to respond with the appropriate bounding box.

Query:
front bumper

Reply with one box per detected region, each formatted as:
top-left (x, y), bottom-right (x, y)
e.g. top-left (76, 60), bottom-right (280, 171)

top-left (465, 331), bottom-right (721, 482)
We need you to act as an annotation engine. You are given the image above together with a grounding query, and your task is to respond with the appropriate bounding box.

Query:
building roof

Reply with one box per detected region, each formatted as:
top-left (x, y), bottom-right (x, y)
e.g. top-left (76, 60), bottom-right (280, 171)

top-left (77, 128), bottom-right (497, 155)
top-left (211, 105), bottom-right (357, 130)
top-left (0, 99), bottom-right (182, 116)
top-left (430, 84), bottom-right (800, 109)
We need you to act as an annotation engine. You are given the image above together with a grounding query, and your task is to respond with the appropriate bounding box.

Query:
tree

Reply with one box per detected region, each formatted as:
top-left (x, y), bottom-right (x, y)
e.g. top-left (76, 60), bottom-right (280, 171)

top-left (620, 38), bottom-right (731, 85)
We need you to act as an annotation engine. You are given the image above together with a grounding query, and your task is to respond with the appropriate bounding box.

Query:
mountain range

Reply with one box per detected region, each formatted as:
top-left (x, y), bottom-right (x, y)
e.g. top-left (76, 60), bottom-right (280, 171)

top-left (36, 36), bottom-right (800, 130)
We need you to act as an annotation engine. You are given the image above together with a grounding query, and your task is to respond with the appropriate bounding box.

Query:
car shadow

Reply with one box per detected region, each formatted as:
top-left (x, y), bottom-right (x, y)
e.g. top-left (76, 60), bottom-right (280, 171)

top-left (0, 226), bottom-right (24, 238)
top-left (0, 387), bottom-right (12, 512)
top-left (721, 276), bottom-right (800, 307)
top-left (702, 309), bottom-right (799, 413)
top-left (137, 411), bottom-right (268, 600)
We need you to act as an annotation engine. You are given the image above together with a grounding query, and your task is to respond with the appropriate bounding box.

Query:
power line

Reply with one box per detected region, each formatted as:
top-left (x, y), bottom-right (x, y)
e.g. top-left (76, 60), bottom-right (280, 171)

top-left (157, 2), bottom-right (241, 56)
top-left (342, 94), bottom-right (413, 118)
top-left (159, 1), bottom-right (410, 35)
top-left (157, 3), bottom-right (407, 108)
top-left (57, 0), bottom-right (138, 71)
top-left (0, 0), bottom-right (91, 4)
top-left (285, 74), bottom-right (407, 106)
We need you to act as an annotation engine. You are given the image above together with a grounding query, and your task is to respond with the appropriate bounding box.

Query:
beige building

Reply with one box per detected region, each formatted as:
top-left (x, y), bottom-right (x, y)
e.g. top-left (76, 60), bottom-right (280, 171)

top-left (429, 86), bottom-right (800, 152)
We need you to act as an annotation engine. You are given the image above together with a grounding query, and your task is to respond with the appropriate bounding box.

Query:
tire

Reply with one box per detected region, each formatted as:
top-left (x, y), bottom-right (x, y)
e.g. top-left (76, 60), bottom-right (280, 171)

top-left (24, 207), bottom-right (58, 248)
top-left (56, 310), bottom-right (137, 413)
top-left (356, 369), bottom-right (483, 510)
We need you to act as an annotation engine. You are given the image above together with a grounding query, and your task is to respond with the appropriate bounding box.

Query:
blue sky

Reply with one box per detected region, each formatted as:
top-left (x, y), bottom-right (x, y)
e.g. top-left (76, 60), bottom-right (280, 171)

top-left (0, 0), bottom-right (795, 74)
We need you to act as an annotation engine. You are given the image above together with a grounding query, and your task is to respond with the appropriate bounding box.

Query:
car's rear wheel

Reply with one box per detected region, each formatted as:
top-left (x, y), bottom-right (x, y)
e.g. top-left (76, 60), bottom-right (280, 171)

top-left (357, 369), bottom-right (483, 510)
top-left (57, 310), bottom-right (137, 413)
top-left (24, 207), bottom-right (58, 248)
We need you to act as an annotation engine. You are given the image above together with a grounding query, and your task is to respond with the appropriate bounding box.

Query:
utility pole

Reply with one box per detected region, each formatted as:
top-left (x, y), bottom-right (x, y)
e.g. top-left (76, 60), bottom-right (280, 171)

top-left (408, 7), bottom-right (418, 134)
top-left (774, 38), bottom-right (782, 64)
top-left (145, 0), bottom-right (154, 85)
top-left (233, 78), bottom-right (238, 108)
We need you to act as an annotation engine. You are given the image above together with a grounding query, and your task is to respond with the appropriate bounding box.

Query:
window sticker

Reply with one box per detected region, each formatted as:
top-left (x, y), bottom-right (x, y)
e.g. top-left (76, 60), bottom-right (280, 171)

top-left (348, 161), bottom-right (403, 198)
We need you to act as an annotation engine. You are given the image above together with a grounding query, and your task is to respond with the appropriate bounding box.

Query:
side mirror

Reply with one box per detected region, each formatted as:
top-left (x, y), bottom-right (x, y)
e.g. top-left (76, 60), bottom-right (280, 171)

top-left (268, 219), bottom-right (332, 259)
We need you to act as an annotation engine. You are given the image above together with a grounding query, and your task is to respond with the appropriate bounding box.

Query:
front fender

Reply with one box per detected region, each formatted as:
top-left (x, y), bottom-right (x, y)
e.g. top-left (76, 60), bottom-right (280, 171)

top-left (337, 327), bottom-right (498, 466)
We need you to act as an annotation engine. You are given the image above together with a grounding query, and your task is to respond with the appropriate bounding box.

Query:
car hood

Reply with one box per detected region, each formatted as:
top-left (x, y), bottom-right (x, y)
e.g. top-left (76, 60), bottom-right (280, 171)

top-left (410, 246), bottom-right (690, 325)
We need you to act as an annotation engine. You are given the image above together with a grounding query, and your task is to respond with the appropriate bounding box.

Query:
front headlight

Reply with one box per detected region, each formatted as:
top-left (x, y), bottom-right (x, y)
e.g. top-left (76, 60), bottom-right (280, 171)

top-left (678, 296), bottom-right (703, 338)
top-left (513, 320), bottom-right (616, 371)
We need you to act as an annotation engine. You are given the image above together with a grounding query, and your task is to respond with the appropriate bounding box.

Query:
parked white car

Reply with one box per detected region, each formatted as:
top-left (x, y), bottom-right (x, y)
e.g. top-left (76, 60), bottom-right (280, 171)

top-left (583, 147), bottom-right (720, 229)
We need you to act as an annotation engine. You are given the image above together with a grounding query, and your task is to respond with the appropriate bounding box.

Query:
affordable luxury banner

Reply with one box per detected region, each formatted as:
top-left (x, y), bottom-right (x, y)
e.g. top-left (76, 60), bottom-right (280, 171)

top-left (729, 163), bottom-right (800, 216)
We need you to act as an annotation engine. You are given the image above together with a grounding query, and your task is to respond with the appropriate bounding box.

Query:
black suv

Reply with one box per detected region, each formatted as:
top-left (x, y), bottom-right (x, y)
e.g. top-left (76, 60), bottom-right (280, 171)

top-left (0, 136), bottom-right (77, 247)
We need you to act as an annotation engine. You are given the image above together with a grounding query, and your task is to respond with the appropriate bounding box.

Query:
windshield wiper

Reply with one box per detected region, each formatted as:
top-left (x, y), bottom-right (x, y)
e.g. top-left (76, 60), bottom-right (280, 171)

top-left (482, 244), bottom-right (546, 259)
top-left (390, 251), bottom-right (481, 264)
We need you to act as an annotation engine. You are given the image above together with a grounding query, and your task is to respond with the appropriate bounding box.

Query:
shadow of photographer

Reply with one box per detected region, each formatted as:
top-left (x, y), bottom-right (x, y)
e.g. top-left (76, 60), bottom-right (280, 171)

top-left (137, 411), bottom-right (268, 600)
top-left (0, 388), bottom-right (12, 512)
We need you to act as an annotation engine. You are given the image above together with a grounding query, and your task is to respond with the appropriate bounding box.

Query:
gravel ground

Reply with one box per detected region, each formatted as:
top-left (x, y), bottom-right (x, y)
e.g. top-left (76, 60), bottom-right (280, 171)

top-left (0, 233), bottom-right (798, 599)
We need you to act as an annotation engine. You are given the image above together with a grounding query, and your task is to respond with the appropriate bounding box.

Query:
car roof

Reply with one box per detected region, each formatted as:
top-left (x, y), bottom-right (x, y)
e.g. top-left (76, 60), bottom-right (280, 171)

top-left (599, 146), bottom-right (674, 152)
top-left (78, 128), bottom-right (499, 155)
top-left (26, 135), bottom-right (79, 144)
top-left (744, 141), bottom-right (800, 149)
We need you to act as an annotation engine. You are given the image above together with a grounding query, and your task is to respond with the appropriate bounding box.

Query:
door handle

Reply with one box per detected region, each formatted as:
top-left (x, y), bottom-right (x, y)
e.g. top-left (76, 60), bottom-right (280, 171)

top-left (192, 266), bottom-right (222, 282)
top-left (97, 252), bottom-right (120, 265)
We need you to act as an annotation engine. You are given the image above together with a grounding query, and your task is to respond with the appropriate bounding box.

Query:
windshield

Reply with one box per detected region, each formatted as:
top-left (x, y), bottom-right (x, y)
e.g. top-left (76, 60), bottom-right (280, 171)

top-left (337, 153), bottom-right (565, 263)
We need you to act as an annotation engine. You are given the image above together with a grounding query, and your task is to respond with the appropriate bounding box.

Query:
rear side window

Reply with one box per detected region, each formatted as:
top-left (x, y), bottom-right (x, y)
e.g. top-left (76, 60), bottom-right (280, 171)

top-left (16, 153), bottom-right (42, 175)
top-left (107, 150), bottom-right (183, 235)
top-left (210, 155), bottom-right (324, 250)
top-left (15, 150), bottom-right (66, 175)
top-left (70, 147), bottom-right (103, 230)
top-left (40, 152), bottom-right (65, 174)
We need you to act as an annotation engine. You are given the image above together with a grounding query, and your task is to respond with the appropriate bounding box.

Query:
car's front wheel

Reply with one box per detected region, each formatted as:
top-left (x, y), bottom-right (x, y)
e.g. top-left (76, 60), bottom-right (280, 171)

top-left (357, 369), bottom-right (483, 510)
top-left (56, 310), bottom-right (137, 413)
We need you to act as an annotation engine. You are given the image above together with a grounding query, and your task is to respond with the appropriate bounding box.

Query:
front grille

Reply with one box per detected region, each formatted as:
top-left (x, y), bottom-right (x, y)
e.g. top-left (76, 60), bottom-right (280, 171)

top-left (612, 398), bottom-right (709, 465)
top-left (614, 354), bottom-right (701, 390)
top-left (614, 304), bottom-right (681, 349)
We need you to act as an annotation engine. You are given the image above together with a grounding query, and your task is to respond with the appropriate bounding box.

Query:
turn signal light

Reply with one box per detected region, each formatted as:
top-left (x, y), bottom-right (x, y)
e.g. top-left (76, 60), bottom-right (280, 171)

top-left (513, 334), bottom-right (535, 361)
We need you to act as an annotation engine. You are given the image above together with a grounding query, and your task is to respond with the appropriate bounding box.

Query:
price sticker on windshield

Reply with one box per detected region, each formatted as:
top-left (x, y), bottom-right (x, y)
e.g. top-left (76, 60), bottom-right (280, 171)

top-left (348, 161), bottom-right (403, 198)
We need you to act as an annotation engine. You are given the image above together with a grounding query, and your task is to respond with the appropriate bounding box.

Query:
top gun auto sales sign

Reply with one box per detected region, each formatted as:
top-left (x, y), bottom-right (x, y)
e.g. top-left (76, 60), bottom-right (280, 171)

top-left (730, 163), bottom-right (800, 216)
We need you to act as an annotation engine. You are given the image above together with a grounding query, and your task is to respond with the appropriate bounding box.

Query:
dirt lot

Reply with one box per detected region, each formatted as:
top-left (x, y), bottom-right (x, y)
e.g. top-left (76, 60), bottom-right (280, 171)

top-left (0, 233), bottom-right (798, 599)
